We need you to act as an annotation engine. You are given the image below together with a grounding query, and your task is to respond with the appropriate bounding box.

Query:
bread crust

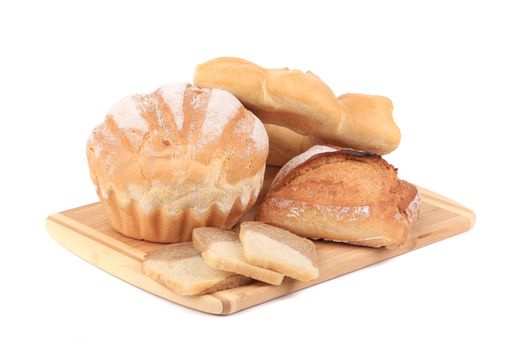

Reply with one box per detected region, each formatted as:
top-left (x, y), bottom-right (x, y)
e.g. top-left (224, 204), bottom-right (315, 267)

top-left (264, 124), bottom-right (325, 166)
top-left (87, 83), bottom-right (268, 242)
top-left (192, 227), bottom-right (284, 285)
top-left (256, 146), bottom-right (421, 248)
top-left (239, 222), bottom-right (319, 281)
top-left (194, 57), bottom-right (400, 156)
top-left (141, 242), bottom-right (251, 296)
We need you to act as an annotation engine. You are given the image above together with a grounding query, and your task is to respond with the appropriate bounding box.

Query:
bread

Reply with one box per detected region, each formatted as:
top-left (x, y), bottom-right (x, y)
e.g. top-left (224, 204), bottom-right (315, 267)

top-left (194, 57), bottom-right (400, 155)
top-left (239, 221), bottom-right (319, 282)
top-left (264, 124), bottom-right (325, 166)
top-left (256, 145), bottom-right (421, 248)
top-left (86, 83), bottom-right (269, 243)
top-left (265, 92), bottom-right (398, 165)
top-left (141, 242), bottom-right (251, 296)
top-left (192, 227), bottom-right (284, 285)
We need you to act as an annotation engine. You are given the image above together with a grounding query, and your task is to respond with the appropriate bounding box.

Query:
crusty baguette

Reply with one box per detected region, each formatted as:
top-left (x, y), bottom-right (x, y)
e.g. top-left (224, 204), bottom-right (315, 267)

top-left (256, 145), bottom-right (421, 248)
top-left (239, 221), bottom-right (319, 282)
top-left (194, 57), bottom-right (400, 155)
top-left (141, 242), bottom-right (251, 296)
top-left (192, 227), bottom-right (284, 285)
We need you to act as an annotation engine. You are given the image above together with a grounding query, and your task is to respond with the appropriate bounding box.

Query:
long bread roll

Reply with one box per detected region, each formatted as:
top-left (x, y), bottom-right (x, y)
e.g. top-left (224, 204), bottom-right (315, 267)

top-left (194, 57), bottom-right (400, 157)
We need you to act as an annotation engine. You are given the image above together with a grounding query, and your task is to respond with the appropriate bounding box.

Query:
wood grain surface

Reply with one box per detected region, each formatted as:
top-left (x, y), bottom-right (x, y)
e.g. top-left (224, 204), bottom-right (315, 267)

top-left (46, 167), bottom-right (475, 315)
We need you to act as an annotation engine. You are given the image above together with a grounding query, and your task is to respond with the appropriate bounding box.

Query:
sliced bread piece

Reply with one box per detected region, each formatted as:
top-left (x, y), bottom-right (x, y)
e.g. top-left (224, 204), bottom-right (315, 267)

top-left (239, 221), bottom-right (319, 282)
top-left (141, 242), bottom-right (251, 296)
top-left (193, 227), bottom-right (284, 285)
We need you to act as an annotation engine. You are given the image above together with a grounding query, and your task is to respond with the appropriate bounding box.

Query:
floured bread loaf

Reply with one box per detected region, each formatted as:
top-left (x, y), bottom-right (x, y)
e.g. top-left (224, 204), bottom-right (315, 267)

top-left (87, 83), bottom-right (269, 243)
top-left (194, 57), bottom-right (400, 155)
top-left (239, 221), bottom-right (319, 282)
top-left (141, 242), bottom-right (251, 296)
top-left (256, 145), bottom-right (421, 248)
top-left (193, 227), bottom-right (284, 285)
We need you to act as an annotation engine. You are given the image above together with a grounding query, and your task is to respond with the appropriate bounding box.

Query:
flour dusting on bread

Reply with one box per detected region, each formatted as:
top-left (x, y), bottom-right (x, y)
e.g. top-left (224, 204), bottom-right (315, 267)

top-left (88, 123), bottom-right (120, 157)
top-left (405, 192), bottom-right (421, 224)
top-left (314, 204), bottom-right (371, 218)
top-left (158, 83), bottom-right (187, 131)
top-left (251, 116), bottom-right (269, 149)
top-left (110, 96), bottom-right (149, 132)
top-left (268, 197), bottom-right (371, 219)
top-left (200, 89), bottom-right (241, 146)
top-left (271, 145), bottom-right (337, 188)
top-left (233, 111), bottom-right (269, 156)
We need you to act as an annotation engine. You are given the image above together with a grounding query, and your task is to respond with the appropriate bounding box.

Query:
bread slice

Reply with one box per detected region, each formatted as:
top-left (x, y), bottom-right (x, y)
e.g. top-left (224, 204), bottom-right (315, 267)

top-left (141, 242), bottom-right (251, 296)
top-left (239, 221), bottom-right (319, 282)
top-left (192, 227), bottom-right (284, 285)
top-left (256, 145), bottom-right (421, 248)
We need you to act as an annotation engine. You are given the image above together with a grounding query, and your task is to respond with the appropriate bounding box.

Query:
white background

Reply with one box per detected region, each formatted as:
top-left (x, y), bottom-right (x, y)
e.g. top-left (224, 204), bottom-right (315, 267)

top-left (1, 1), bottom-right (508, 349)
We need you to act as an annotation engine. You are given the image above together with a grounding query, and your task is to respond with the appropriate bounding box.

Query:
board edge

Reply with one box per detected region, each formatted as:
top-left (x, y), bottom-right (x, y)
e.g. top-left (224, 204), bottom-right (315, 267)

top-left (45, 215), bottom-right (227, 315)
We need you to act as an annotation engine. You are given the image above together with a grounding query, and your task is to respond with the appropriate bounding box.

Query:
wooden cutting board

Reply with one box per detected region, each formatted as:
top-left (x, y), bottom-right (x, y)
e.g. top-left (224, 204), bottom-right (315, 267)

top-left (46, 167), bottom-right (475, 315)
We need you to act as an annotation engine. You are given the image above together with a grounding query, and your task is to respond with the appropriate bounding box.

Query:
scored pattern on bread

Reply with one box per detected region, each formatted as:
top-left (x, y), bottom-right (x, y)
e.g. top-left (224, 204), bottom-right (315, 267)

top-left (239, 221), bottom-right (319, 282)
top-left (193, 227), bottom-right (285, 285)
top-left (256, 145), bottom-right (421, 248)
top-left (86, 83), bottom-right (269, 242)
top-left (194, 57), bottom-right (400, 156)
top-left (141, 242), bottom-right (252, 296)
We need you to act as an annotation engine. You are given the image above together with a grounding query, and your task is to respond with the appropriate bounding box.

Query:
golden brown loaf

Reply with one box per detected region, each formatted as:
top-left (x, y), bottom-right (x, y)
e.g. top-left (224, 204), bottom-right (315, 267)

top-left (256, 145), bottom-right (421, 248)
top-left (87, 83), bottom-right (269, 243)
top-left (194, 57), bottom-right (401, 156)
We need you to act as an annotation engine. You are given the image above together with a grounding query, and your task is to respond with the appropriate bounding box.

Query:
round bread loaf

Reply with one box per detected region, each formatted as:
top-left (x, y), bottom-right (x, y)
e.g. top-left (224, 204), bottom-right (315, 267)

top-left (87, 83), bottom-right (269, 242)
